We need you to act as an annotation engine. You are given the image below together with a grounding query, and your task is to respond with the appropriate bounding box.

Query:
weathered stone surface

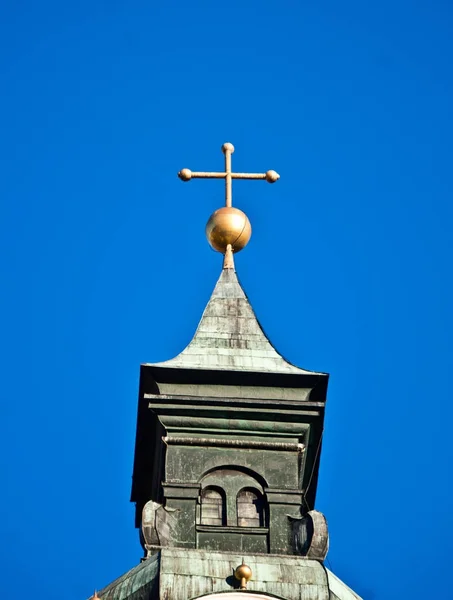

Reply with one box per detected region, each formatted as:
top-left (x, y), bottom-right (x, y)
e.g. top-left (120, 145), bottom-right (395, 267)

top-left (165, 445), bottom-right (300, 490)
top-left (93, 552), bottom-right (160, 600)
top-left (91, 550), bottom-right (363, 600)
top-left (326, 569), bottom-right (363, 600)
top-left (157, 382), bottom-right (311, 401)
top-left (159, 549), bottom-right (330, 600)
top-left (289, 510), bottom-right (329, 560)
top-left (197, 528), bottom-right (268, 553)
top-left (142, 501), bottom-right (179, 556)
top-left (147, 269), bottom-right (327, 375)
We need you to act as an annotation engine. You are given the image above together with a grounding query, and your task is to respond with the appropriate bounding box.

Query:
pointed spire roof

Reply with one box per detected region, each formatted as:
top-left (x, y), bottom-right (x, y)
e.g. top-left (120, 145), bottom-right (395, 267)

top-left (148, 267), bottom-right (323, 375)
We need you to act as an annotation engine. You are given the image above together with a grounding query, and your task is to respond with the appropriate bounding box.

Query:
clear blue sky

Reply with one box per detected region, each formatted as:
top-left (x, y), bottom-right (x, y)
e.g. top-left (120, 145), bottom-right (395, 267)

top-left (1, 1), bottom-right (452, 599)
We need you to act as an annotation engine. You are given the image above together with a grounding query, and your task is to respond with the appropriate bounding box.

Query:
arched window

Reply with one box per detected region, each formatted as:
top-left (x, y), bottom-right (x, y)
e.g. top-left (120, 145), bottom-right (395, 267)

top-left (237, 488), bottom-right (264, 527)
top-left (201, 486), bottom-right (226, 526)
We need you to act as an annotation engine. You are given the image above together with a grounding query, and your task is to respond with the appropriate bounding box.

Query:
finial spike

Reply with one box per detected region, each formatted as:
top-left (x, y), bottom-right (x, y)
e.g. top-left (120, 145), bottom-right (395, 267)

top-left (223, 244), bottom-right (235, 270)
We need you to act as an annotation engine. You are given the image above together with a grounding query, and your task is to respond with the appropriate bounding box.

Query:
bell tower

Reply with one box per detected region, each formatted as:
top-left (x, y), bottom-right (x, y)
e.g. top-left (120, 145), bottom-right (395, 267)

top-left (132, 141), bottom-right (327, 557)
top-left (89, 143), bottom-right (362, 600)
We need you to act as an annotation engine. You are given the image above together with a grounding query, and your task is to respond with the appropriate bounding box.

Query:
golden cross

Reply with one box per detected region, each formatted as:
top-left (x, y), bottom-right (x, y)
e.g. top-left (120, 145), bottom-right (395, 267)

top-left (178, 142), bottom-right (280, 207)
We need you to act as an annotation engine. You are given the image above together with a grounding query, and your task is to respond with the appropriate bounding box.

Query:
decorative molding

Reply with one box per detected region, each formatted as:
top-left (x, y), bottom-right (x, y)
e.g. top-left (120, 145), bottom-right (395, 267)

top-left (196, 525), bottom-right (269, 535)
top-left (289, 509), bottom-right (329, 560)
top-left (163, 436), bottom-right (305, 452)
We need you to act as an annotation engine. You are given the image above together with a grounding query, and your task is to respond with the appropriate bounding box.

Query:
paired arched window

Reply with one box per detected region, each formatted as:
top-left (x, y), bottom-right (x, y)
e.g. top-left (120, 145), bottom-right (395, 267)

top-left (201, 486), bottom-right (226, 526)
top-left (199, 471), bottom-right (267, 528)
top-left (237, 488), bottom-right (264, 527)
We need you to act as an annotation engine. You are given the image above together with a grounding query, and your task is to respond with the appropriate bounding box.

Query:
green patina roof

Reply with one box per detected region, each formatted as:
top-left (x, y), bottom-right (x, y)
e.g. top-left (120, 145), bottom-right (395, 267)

top-left (94, 553), bottom-right (159, 600)
top-left (92, 549), bottom-right (362, 600)
top-left (147, 268), bottom-right (326, 375)
top-left (326, 569), bottom-right (363, 600)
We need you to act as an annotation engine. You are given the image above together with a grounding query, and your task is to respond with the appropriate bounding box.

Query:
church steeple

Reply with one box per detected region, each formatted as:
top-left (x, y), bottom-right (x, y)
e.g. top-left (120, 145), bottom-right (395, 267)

top-left (90, 142), bottom-right (362, 600)
top-left (131, 143), bottom-right (329, 551)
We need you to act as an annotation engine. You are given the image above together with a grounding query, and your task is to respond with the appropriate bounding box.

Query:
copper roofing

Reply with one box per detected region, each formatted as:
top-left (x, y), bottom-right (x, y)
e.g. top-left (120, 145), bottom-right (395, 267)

top-left (147, 268), bottom-right (325, 376)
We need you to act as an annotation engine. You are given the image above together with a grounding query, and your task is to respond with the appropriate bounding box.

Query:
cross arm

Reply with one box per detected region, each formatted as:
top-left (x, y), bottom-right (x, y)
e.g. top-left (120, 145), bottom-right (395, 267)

top-left (178, 169), bottom-right (280, 183)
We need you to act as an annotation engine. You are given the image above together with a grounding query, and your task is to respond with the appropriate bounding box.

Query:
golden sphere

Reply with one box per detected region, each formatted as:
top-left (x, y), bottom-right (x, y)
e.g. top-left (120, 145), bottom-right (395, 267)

top-left (206, 207), bottom-right (251, 253)
top-left (234, 563), bottom-right (253, 582)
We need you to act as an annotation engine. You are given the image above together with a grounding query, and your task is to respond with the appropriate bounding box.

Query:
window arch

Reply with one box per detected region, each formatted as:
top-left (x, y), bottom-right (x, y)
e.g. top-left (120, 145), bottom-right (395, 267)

top-left (237, 488), bottom-right (265, 527)
top-left (201, 486), bottom-right (226, 526)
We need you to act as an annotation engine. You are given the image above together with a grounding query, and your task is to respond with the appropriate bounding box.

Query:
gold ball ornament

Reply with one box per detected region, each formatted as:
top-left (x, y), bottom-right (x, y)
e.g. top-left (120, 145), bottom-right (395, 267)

top-left (265, 169), bottom-right (280, 183)
top-left (234, 562), bottom-right (253, 589)
top-left (178, 168), bottom-right (192, 181)
top-left (221, 142), bottom-right (235, 154)
top-left (206, 207), bottom-right (251, 253)
top-left (234, 563), bottom-right (252, 582)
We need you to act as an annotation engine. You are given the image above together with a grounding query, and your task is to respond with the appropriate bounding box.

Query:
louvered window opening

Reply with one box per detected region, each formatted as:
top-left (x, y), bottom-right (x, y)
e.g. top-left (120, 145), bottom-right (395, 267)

top-left (201, 488), bottom-right (225, 526)
top-left (237, 489), bottom-right (264, 527)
